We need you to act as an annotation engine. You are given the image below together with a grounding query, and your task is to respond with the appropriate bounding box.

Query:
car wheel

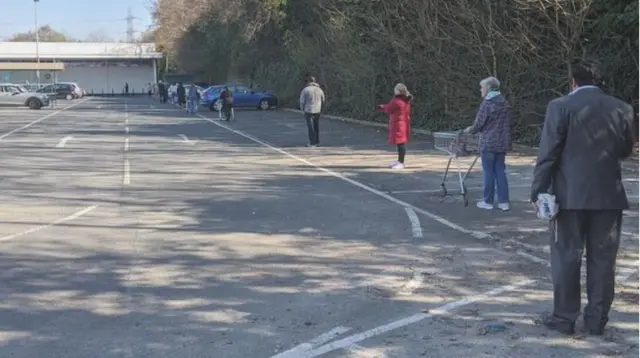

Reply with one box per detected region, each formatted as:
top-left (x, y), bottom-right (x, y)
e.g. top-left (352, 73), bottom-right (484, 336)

top-left (65, 93), bottom-right (73, 100)
top-left (28, 99), bottom-right (42, 110)
top-left (259, 99), bottom-right (270, 110)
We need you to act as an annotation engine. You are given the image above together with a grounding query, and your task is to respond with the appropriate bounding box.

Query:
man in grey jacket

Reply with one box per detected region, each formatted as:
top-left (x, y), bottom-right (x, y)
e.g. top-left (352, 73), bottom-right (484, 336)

top-left (531, 59), bottom-right (636, 335)
top-left (299, 76), bottom-right (325, 147)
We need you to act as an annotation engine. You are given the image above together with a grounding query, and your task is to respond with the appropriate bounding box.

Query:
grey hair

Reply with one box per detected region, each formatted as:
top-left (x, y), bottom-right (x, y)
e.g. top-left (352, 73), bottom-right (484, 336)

top-left (479, 77), bottom-right (500, 90)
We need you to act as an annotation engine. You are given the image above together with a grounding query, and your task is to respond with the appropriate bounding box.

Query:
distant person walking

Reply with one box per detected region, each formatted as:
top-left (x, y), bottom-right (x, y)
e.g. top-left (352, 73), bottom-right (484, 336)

top-left (463, 76), bottom-right (512, 211)
top-left (530, 59), bottom-right (636, 336)
top-left (378, 83), bottom-right (413, 169)
top-left (187, 84), bottom-right (200, 115)
top-left (124, 82), bottom-right (129, 96)
top-left (168, 83), bottom-right (177, 104)
top-left (299, 76), bottom-right (325, 147)
top-left (219, 86), bottom-right (234, 121)
top-left (177, 83), bottom-right (186, 107)
top-left (158, 81), bottom-right (167, 103)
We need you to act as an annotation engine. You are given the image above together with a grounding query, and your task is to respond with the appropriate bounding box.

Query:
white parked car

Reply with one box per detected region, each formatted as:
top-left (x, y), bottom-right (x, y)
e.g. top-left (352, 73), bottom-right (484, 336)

top-left (0, 83), bottom-right (50, 109)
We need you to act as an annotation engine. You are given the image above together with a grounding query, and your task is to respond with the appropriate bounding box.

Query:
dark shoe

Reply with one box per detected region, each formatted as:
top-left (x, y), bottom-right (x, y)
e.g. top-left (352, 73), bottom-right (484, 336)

top-left (586, 328), bottom-right (604, 336)
top-left (584, 316), bottom-right (607, 336)
top-left (540, 314), bottom-right (575, 335)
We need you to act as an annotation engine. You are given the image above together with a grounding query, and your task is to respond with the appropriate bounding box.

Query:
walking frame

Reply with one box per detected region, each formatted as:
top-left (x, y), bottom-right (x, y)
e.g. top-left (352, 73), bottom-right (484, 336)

top-left (431, 130), bottom-right (480, 207)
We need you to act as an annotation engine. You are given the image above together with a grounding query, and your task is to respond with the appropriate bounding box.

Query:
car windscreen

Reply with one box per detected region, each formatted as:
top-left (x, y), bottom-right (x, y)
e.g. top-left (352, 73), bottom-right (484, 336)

top-left (4, 85), bottom-right (20, 93)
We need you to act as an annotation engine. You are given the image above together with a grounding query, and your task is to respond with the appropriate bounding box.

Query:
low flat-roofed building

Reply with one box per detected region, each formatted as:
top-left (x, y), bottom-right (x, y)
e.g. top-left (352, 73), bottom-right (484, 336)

top-left (0, 42), bottom-right (163, 94)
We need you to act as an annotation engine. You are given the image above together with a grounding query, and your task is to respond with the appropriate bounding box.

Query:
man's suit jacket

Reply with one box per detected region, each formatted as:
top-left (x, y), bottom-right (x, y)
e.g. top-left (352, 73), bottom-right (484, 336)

top-left (531, 86), bottom-right (636, 210)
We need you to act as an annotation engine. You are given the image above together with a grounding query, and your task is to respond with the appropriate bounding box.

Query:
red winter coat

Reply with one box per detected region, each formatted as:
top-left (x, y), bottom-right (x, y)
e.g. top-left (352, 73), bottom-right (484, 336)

top-left (378, 95), bottom-right (412, 144)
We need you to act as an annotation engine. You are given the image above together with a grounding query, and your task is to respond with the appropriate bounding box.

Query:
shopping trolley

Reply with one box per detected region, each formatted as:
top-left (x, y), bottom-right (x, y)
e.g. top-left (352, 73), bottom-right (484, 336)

top-left (432, 130), bottom-right (481, 206)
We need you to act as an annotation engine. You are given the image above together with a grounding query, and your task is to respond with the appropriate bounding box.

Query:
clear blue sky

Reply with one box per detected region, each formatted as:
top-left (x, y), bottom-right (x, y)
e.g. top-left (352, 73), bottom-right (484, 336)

top-left (0, 0), bottom-right (154, 41)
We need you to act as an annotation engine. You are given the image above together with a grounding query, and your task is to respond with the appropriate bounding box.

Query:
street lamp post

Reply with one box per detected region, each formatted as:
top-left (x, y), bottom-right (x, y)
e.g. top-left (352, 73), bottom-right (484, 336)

top-left (34, 0), bottom-right (40, 87)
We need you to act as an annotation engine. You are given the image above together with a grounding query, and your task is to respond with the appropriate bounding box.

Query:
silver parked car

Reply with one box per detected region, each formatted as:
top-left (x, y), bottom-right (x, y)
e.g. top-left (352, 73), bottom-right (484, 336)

top-left (0, 83), bottom-right (50, 109)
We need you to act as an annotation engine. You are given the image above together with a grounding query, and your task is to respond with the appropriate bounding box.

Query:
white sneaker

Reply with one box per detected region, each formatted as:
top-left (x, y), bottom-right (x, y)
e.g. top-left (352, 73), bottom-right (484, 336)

top-left (498, 203), bottom-right (510, 211)
top-left (476, 201), bottom-right (494, 210)
top-left (389, 161), bottom-right (399, 168)
top-left (391, 162), bottom-right (405, 169)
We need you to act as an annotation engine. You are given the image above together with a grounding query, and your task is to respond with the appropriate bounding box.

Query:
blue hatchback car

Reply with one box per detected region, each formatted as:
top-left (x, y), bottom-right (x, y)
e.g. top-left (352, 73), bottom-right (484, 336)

top-left (200, 84), bottom-right (278, 111)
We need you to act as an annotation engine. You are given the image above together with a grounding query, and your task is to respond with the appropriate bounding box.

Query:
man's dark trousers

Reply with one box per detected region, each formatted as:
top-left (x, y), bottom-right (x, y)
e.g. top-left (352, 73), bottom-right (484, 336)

top-left (531, 86), bottom-right (635, 333)
top-left (305, 113), bottom-right (320, 145)
top-left (551, 210), bottom-right (622, 332)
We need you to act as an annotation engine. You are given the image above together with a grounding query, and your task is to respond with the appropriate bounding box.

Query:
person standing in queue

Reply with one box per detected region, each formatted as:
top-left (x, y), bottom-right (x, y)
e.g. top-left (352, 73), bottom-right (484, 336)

top-left (187, 83), bottom-right (200, 115)
top-left (378, 83), bottom-right (413, 169)
top-left (299, 76), bottom-right (325, 147)
top-left (219, 86), bottom-right (234, 121)
top-left (177, 82), bottom-right (186, 108)
top-left (158, 81), bottom-right (167, 103)
top-left (530, 58), bottom-right (636, 336)
top-left (463, 76), bottom-right (512, 211)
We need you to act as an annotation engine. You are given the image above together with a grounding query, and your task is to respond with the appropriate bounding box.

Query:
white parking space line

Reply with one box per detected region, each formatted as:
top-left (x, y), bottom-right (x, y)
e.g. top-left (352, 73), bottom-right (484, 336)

top-left (0, 98), bottom-right (89, 141)
top-left (403, 207), bottom-right (423, 238)
top-left (123, 160), bottom-right (131, 185)
top-left (616, 267), bottom-right (639, 283)
top-left (125, 126), bottom-right (129, 134)
top-left (268, 279), bottom-right (535, 358)
top-left (55, 135), bottom-right (74, 148)
top-left (0, 205), bottom-right (98, 243)
top-left (124, 137), bottom-right (129, 152)
top-left (516, 251), bottom-right (550, 266)
top-left (197, 114), bottom-right (493, 240)
top-left (177, 134), bottom-right (197, 145)
top-left (196, 114), bottom-right (640, 282)
top-left (272, 326), bottom-right (352, 358)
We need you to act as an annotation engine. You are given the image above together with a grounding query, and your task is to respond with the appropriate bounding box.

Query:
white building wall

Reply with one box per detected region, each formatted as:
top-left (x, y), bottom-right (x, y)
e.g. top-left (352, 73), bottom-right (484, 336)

top-left (3, 60), bottom-right (156, 94)
top-left (59, 62), bottom-right (155, 94)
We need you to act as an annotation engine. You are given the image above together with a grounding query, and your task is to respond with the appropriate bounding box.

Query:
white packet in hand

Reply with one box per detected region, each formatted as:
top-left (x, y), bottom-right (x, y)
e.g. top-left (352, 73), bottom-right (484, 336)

top-left (536, 193), bottom-right (558, 220)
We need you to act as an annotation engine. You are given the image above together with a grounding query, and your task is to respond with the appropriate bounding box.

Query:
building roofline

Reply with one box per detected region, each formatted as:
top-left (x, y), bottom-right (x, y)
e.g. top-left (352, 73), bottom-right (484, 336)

top-left (0, 54), bottom-right (163, 59)
top-left (0, 42), bottom-right (163, 60)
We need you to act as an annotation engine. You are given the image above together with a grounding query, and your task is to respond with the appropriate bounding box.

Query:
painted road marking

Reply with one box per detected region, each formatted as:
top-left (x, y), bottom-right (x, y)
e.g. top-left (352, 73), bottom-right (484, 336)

top-left (177, 134), bottom-right (197, 145)
top-left (196, 114), bottom-right (491, 239)
top-left (0, 205), bottom-right (98, 242)
top-left (125, 126), bottom-right (129, 134)
top-left (124, 137), bottom-right (129, 152)
top-left (272, 326), bottom-right (352, 358)
top-left (196, 113), bottom-right (640, 283)
top-left (124, 160), bottom-right (130, 185)
top-left (268, 279), bottom-right (536, 358)
top-left (56, 135), bottom-right (74, 148)
top-left (0, 98), bottom-right (89, 140)
top-left (403, 207), bottom-right (423, 238)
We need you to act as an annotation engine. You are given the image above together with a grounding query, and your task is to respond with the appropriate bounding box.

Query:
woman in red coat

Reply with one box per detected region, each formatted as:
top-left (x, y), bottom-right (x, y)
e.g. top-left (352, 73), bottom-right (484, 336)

top-left (378, 83), bottom-right (413, 169)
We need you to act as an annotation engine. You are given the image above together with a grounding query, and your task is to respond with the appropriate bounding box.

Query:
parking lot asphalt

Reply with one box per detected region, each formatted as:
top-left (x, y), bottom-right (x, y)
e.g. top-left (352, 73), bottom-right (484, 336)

top-left (0, 98), bottom-right (637, 358)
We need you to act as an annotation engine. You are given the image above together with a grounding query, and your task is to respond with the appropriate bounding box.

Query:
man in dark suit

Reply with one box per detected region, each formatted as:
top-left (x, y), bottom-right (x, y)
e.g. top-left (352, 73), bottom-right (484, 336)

top-left (531, 59), bottom-right (636, 335)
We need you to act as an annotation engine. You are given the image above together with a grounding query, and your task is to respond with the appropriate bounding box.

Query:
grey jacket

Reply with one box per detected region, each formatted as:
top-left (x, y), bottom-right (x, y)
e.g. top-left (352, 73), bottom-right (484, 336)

top-left (531, 87), bottom-right (636, 210)
top-left (300, 83), bottom-right (325, 114)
